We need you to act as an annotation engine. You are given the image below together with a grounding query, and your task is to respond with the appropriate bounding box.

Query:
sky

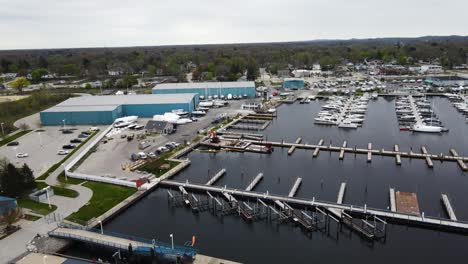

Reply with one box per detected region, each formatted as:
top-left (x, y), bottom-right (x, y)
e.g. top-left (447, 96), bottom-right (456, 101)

top-left (0, 0), bottom-right (467, 50)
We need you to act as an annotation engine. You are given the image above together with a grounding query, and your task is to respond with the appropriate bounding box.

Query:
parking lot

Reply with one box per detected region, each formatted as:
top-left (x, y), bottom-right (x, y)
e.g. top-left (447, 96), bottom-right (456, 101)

top-left (0, 125), bottom-right (106, 177)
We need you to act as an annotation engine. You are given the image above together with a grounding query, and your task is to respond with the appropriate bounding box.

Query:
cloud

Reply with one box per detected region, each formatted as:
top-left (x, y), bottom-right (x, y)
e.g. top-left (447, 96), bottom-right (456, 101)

top-left (0, 0), bottom-right (467, 49)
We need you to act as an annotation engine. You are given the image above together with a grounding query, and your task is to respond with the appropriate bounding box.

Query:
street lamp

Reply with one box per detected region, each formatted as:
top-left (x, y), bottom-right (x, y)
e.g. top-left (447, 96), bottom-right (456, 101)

top-left (62, 119), bottom-right (66, 129)
top-left (170, 234), bottom-right (174, 249)
top-left (99, 220), bottom-right (103, 234)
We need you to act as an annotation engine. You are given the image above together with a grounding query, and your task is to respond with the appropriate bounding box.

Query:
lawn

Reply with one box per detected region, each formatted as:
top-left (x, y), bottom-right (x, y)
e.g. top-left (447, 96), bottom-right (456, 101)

top-left (36, 182), bottom-right (79, 198)
top-left (23, 214), bottom-right (41, 221)
top-left (66, 182), bottom-right (136, 224)
top-left (139, 158), bottom-right (180, 177)
top-left (0, 130), bottom-right (32, 147)
top-left (57, 171), bottom-right (85, 185)
top-left (17, 198), bottom-right (57, 215)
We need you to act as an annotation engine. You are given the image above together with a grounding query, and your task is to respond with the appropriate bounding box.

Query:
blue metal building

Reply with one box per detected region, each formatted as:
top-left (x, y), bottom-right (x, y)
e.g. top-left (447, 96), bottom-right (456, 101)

top-left (152, 81), bottom-right (256, 98)
top-left (283, 78), bottom-right (305, 89)
top-left (40, 94), bottom-right (199, 125)
top-left (0, 196), bottom-right (17, 216)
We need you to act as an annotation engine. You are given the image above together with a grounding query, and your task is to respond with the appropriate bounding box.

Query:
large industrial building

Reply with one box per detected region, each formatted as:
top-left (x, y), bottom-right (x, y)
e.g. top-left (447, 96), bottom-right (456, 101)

top-left (40, 94), bottom-right (199, 125)
top-left (152, 81), bottom-right (256, 98)
top-left (283, 78), bottom-right (305, 89)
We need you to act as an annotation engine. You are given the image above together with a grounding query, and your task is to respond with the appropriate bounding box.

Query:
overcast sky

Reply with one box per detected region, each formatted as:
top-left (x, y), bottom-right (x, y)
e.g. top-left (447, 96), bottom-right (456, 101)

top-left (0, 0), bottom-right (467, 50)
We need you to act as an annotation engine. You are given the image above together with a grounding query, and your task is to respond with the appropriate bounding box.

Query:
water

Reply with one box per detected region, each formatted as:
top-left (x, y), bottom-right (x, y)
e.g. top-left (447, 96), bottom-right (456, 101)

top-left (67, 97), bottom-right (468, 263)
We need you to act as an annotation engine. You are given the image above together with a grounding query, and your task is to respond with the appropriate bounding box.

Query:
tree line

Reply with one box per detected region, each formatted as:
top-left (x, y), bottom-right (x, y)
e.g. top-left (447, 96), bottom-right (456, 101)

top-left (0, 158), bottom-right (36, 198)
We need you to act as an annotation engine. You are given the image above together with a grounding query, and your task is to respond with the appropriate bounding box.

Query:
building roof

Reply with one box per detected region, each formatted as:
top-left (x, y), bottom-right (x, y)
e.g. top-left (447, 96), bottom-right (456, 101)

top-left (284, 78), bottom-right (305, 82)
top-left (144, 120), bottom-right (173, 130)
top-left (153, 81), bottom-right (255, 90)
top-left (42, 94), bottom-right (197, 113)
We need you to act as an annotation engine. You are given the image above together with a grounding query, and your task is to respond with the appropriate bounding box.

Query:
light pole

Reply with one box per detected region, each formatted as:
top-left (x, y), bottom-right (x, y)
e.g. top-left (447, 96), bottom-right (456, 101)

top-left (99, 220), bottom-right (103, 234)
top-left (170, 234), bottom-right (174, 249)
top-left (45, 186), bottom-right (52, 209)
top-left (62, 119), bottom-right (66, 129)
top-left (43, 255), bottom-right (47, 264)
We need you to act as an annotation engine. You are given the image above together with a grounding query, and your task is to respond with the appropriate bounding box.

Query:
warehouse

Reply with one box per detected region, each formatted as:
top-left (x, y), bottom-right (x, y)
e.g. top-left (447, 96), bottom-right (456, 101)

top-left (283, 78), bottom-right (305, 89)
top-left (152, 81), bottom-right (256, 99)
top-left (40, 93), bottom-right (198, 125)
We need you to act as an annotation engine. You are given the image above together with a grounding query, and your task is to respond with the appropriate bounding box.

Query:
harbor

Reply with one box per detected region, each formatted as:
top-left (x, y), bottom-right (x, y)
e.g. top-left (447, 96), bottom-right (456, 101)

top-left (63, 96), bottom-right (468, 263)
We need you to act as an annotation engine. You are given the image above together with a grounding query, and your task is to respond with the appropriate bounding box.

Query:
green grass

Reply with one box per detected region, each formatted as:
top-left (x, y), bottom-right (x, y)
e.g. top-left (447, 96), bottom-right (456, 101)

top-left (139, 158), bottom-right (180, 177)
top-left (36, 131), bottom-right (98, 180)
top-left (24, 214), bottom-right (41, 221)
top-left (36, 182), bottom-right (79, 198)
top-left (0, 130), bottom-right (32, 147)
top-left (66, 182), bottom-right (136, 223)
top-left (57, 171), bottom-right (85, 185)
top-left (17, 198), bottom-right (57, 215)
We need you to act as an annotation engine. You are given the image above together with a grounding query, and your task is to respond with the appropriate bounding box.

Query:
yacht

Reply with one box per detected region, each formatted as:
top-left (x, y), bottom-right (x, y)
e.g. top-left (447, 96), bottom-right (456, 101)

top-left (371, 92), bottom-right (378, 99)
top-left (338, 119), bottom-right (358, 129)
top-left (412, 124), bottom-right (442, 133)
top-left (314, 116), bottom-right (337, 125)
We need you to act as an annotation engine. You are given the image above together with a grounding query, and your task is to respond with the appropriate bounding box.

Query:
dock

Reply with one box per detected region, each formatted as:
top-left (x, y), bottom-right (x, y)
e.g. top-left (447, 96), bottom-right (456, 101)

top-left (339, 141), bottom-right (347, 160)
top-left (394, 145), bottom-right (401, 165)
top-left (441, 194), bottom-right (457, 221)
top-left (367, 143), bottom-right (372, 162)
top-left (389, 188), bottom-right (396, 212)
top-left (421, 146), bottom-right (433, 168)
top-left (160, 180), bottom-right (468, 233)
top-left (206, 168), bottom-right (226, 186)
top-left (287, 137), bottom-right (302, 155)
top-left (337, 182), bottom-right (346, 204)
top-left (288, 177), bottom-right (302, 197)
top-left (245, 173), bottom-right (264, 191)
top-left (450, 148), bottom-right (467, 171)
top-left (395, 191), bottom-right (420, 215)
top-left (312, 139), bottom-right (324, 157)
top-left (408, 95), bottom-right (423, 124)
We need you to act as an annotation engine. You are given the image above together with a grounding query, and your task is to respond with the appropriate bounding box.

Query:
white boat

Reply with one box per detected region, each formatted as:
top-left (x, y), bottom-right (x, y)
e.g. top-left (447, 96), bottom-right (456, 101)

top-left (172, 109), bottom-right (189, 117)
top-left (192, 110), bottom-right (206, 116)
top-left (412, 124), bottom-right (442, 133)
top-left (304, 98), bottom-right (311, 104)
top-left (314, 116), bottom-right (337, 125)
top-left (338, 119), bottom-right (358, 129)
top-left (199, 101), bottom-right (214, 107)
top-left (114, 116), bottom-right (138, 128)
top-left (371, 92), bottom-right (378, 99)
top-left (267, 108), bottom-right (277, 113)
top-left (308, 95), bottom-right (317, 100)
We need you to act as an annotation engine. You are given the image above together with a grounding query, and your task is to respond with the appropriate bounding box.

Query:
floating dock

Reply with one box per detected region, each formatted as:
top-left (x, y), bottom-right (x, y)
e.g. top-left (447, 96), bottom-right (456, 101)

top-left (287, 137), bottom-right (302, 155)
top-left (394, 145), bottom-right (401, 165)
top-left (441, 194), bottom-right (457, 221)
top-left (389, 188), bottom-right (396, 212)
top-left (450, 148), bottom-right (467, 171)
top-left (367, 143), bottom-right (372, 162)
top-left (206, 169), bottom-right (226, 186)
top-left (421, 146), bottom-right (433, 168)
top-left (339, 141), bottom-right (347, 160)
top-left (312, 139), bottom-right (324, 157)
top-left (396, 191), bottom-right (420, 215)
top-left (245, 173), bottom-right (264, 191)
top-left (160, 180), bottom-right (468, 233)
top-left (288, 177), bottom-right (302, 197)
top-left (337, 182), bottom-right (347, 204)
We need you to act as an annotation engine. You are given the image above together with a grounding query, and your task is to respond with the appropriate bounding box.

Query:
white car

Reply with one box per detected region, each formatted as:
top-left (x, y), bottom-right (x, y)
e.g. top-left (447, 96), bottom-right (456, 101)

top-left (157, 146), bottom-right (169, 152)
top-left (168, 142), bottom-right (181, 147)
top-left (148, 152), bottom-right (156, 158)
top-left (57, 150), bottom-right (69, 155)
top-left (16, 153), bottom-right (29, 158)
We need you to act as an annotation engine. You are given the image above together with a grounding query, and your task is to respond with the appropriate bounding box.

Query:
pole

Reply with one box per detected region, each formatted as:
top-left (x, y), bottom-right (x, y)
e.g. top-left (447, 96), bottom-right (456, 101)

top-left (0, 122), bottom-right (4, 137)
top-left (43, 255), bottom-right (47, 264)
top-left (170, 234), bottom-right (174, 249)
top-left (99, 220), bottom-right (103, 234)
top-left (46, 187), bottom-right (51, 209)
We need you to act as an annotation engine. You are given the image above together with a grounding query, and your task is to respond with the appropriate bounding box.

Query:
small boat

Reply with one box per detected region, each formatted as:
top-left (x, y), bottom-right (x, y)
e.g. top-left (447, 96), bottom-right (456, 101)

top-left (338, 119), bottom-right (358, 129)
top-left (411, 124), bottom-right (442, 133)
top-left (172, 109), bottom-right (189, 117)
top-left (399, 126), bottom-right (410, 131)
top-left (192, 110), bottom-right (207, 116)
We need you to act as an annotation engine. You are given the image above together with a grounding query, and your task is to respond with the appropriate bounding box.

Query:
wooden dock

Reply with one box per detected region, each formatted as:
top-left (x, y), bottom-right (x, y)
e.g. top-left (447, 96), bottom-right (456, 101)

top-left (288, 177), bottom-right (302, 197)
top-left (288, 137), bottom-right (302, 155)
top-left (421, 146), bottom-right (433, 168)
top-left (160, 180), bottom-right (468, 233)
top-left (337, 182), bottom-right (347, 204)
top-left (450, 149), bottom-right (468, 171)
top-left (206, 169), bottom-right (226, 186)
top-left (243, 139), bottom-right (468, 171)
top-left (441, 194), bottom-right (457, 221)
top-left (396, 191), bottom-right (420, 215)
top-left (312, 139), bottom-right (324, 157)
top-left (245, 173), bottom-right (264, 191)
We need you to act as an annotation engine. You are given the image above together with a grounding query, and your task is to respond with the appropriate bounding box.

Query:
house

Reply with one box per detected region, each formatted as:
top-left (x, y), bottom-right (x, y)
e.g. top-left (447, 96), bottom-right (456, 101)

top-left (81, 81), bottom-right (102, 88)
top-left (144, 120), bottom-right (174, 135)
top-left (420, 65), bottom-right (443, 74)
top-left (0, 196), bottom-right (17, 216)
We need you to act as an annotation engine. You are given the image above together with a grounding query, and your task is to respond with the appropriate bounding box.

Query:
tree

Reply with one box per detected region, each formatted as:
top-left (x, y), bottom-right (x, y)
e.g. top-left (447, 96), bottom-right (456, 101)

top-left (246, 59), bottom-right (258, 81)
top-left (10, 77), bottom-right (30, 94)
top-left (31, 68), bottom-right (48, 83)
top-left (85, 83), bottom-right (92, 89)
top-left (61, 64), bottom-right (80, 76)
top-left (0, 162), bottom-right (35, 197)
top-left (0, 208), bottom-right (23, 227)
top-left (19, 164), bottom-right (35, 191)
top-left (18, 123), bottom-right (30, 131)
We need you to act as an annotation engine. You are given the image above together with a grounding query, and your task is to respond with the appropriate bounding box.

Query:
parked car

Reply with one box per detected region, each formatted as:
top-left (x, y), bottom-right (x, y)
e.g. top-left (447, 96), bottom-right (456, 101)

top-left (137, 152), bottom-right (147, 159)
top-left (157, 146), bottom-right (169, 152)
top-left (121, 134), bottom-right (127, 139)
top-left (6, 141), bottom-right (19, 146)
top-left (164, 143), bottom-right (175, 150)
top-left (168, 142), bottom-right (181, 147)
top-left (78, 133), bottom-right (89, 138)
top-left (62, 129), bottom-right (73, 134)
top-left (62, 144), bottom-right (76, 149)
top-left (16, 153), bottom-right (28, 158)
top-left (57, 150), bottom-right (69, 155)
top-left (148, 152), bottom-right (156, 158)
top-left (70, 139), bottom-right (83, 143)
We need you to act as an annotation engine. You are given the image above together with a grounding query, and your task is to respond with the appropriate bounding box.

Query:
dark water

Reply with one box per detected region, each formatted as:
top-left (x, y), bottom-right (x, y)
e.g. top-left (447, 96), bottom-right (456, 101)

top-left (68, 97), bottom-right (468, 263)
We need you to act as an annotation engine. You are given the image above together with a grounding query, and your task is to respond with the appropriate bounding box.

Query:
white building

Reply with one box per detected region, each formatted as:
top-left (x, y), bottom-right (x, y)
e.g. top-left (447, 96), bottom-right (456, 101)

top-left (420, 65), bottom-right (443, 74)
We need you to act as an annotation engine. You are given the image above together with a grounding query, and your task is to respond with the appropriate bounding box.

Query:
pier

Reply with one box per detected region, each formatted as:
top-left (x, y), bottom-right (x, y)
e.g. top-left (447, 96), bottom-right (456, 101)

top-left (449, 148), bottom-right (467, 171)
top-left (389, 188), bottom-right (396, 212)
top-left (288, 137), bottom-right (302, 155)
top-left (441, 194), bottom-right (457, 221)
top-left (408, 95), bottom-right (423, 124)
top-left (206, 169), bottom-right (226, 186)
top-left (337, 182), bottom-right (346, 204)
top-left (367, 143), bottom-right (372, 162)
top-left (288, 177), bottom-right (302, 197)
top-left (159, 180), bottom-right (468, 233)
top-left (312, 139), bottom-right (324, 157)
top-left (339, 141), bottom-right (347, 160)
top-left (245, 173), bottom-right (264, 191)
top-left (241, 139), bottom-right (468, 171)
top-left (421, 146), bottom-right (433, 168)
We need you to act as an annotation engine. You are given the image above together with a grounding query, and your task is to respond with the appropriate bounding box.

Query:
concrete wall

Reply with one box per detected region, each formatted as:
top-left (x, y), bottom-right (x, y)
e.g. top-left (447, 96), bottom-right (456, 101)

top-left (283, 80), bottom-right (305, 89)
top-left (40, 109), bottom-right (117, 125)
top-left (123, 103), bottom-right (194, 117)
top-left (152, 86), bottom-right (256, 98)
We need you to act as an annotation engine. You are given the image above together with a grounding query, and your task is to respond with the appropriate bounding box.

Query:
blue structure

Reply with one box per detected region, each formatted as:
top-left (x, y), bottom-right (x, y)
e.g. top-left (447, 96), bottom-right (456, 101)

top-left (283, 78), bottom-right (305, 89)
top-left (40, 94), bottom-right (199, 125)
top-left (0, 196), bottom-right (17, 216)
top-left (152, 81), bottom-right (256, 98)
